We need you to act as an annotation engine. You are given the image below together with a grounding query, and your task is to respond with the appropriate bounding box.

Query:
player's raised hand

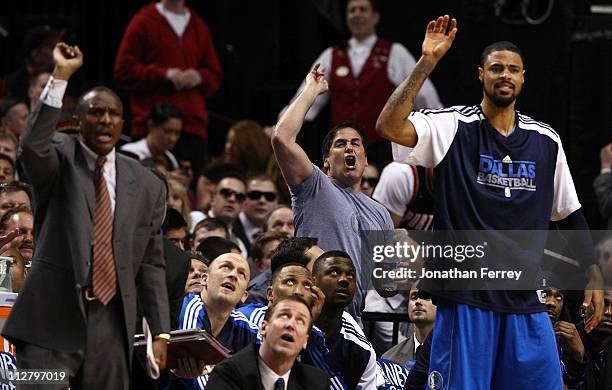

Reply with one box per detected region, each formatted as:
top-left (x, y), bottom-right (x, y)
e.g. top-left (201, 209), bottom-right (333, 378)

top-left (422, 15), bottom-right (458, 64)
top-left (304, 64), bottom-right (329, 96)
top-left (52, 42), bottom-right (83, 80)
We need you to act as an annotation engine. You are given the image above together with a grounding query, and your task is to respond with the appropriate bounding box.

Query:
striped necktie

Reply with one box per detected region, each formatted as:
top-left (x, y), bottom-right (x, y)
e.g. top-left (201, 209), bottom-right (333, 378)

top-left (92, 156), bottom-right (116, 305)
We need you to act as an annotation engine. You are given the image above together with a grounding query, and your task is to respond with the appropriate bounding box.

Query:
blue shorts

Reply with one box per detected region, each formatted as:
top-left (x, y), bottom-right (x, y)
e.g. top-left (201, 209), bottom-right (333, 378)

top-left (428, 300), bottom-right (562, 390)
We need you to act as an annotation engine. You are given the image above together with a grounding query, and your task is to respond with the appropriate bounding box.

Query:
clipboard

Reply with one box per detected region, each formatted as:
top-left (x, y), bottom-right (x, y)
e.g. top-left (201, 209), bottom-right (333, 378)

top-left (134, 328), bottom-right (232, 370)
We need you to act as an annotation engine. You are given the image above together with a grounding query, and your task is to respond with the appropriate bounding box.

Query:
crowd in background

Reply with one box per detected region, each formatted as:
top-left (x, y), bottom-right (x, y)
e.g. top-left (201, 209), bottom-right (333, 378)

top-left (0, 0), bottom-right (610, 389)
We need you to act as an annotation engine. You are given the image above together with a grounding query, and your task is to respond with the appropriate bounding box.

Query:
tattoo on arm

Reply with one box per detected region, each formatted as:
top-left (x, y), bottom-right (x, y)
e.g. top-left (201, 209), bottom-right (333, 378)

top-left (386, 58), bottom-right (435, 111)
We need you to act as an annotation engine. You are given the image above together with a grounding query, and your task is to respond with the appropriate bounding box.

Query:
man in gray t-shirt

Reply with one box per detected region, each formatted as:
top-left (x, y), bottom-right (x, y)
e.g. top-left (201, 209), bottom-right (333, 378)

top-left (272, 64), bottom-right (393, 318)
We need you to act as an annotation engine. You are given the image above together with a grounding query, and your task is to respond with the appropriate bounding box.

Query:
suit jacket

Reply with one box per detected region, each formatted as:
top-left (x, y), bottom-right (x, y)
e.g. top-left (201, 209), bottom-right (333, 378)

top-left (206, 344), bottom-right (329, 390)
top-left (2, 101), bottom-right (170, 357)
top-left (162, 238), bottom-right (190, 330)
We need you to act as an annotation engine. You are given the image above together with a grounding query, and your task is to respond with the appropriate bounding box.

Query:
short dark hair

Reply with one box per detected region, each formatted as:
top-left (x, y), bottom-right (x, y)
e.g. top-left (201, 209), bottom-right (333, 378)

top-left (270, 262), bottom-right (311, 288)
top-left (263, 295), bottom-right (313, 332)
top-left (75, 86), bottom-right (123, 117)
top-left (312, 250), bottom-right (353, 276)
top-left (198, 163), bottom-right (242, 182)
top-left (0, 181), bottom-right (32, 201)
top-left (162, 208), bottom-right (187, 234)
top-left (245, 173), bottom-right (277, 192)
top-left (251, 231), bottom-right (287, 262)
top-left (480, 41), bottom-right (525, 68)
top-left (216, 172), bottom-right (246, 188)
top-left (321, 121), bottom-right (367, 160)
top-left (0, 98), bottom-right (27, 119)
top-left (197, 236), bottom-right (240, 264)
top-left (0, 205), bottom-right (32, 233)
top-left (193, 217), bottom-right (229, 238)
top-left (347, 0), bottom-right (380, 12)
top-left (187, 250), bottom-right (209, 266)
top-left (269, 237), bottom-right (317, 273)
top-left (0, 154), bottom-right (15, 172)
top-left (148, 103), bottom-right (183, 127)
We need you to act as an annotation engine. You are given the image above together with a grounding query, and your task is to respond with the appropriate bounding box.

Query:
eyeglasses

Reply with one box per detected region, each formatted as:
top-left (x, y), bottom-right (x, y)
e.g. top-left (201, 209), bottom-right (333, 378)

top-left (247, 191), bottom-right (277, 202)
top-left (218, 188), bottom-right (246, 202)
top-left (361, 177), bottom-right (378, 187)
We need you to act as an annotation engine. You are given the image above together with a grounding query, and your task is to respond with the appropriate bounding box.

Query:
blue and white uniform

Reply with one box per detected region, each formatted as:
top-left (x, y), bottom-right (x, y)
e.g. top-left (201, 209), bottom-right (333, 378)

top-left (393, 105), bottom-right (578, 389)
top-left (179, 292), bottom-right (260, 390)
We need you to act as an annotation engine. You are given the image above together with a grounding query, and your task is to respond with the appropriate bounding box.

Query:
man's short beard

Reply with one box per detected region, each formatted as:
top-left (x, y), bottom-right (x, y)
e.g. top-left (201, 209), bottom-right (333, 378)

top-left (484, 88), bottom-right (518, 108)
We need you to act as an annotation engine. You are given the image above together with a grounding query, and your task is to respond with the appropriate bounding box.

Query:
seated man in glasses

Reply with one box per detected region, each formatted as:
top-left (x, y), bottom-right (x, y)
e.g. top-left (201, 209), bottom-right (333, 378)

top-left (205, 173), bottom-right (248, 257)
top-left (234, 175), bottom-right (279, 252)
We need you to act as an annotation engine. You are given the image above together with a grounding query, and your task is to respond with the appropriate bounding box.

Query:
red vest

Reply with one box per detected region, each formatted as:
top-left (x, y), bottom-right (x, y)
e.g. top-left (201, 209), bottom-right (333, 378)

top-left (330, 39), bottom-right (396, 145)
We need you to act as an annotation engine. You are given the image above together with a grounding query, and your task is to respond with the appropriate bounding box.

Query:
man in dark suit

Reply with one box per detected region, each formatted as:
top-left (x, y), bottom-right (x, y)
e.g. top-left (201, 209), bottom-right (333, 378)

top-left (382, 284), bottom-right (436, 364)
top-left (2, 43), bottom-right (169, 389)
top-left (207, 295), bottom-right (329, 390)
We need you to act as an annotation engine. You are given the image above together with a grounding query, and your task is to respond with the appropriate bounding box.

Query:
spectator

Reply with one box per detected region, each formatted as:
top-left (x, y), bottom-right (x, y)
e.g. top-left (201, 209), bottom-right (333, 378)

top-left (382, 284), bottom-right (436, 365)
top-left (27, 71), bottom-right (50, 108)
top-left (0, 128), bottom-right (17, 162)
top-left (272, 65), bottom-right (394, 320)
top-left (0, 205), bottom-right (34, 264)
top-left (0, 97), bottom-right (29, 139)
top-left (263, 205), bottom-right (294, 237)
top-left (120, 102), bottom-right (183, 171)
top-left (184, 250), bottom-right (208, 294)
top-left (544, 286), bottom-right (586, 388)
top-left (190, 217), bottom-right (229, 251)
top-left (114, 0), bottom-right (223, 178)
top-left (594, 143), bottom-right (612, 229)
top-left (204, 174), bottom-right (248, 256)
top-left (311, 250), bottom-right (377, 389)
top-left (167, 177), bottom-right (192, 229)
top-left (283, 0), bottom-right (441, 167)
top-left (0, 154), bottom-right (15, 185)
top-left (4, 25), bottom-right (63, 101)
top-left (359, 165), bottom-right (378, 197)
top-left (223, 120), bottom-right (273, 177)
top-left (582, 287), bottom-right (612, 390)
top-left (597, 235), bottom-right (612, 285)
top-left (235, 175), bottom-right (279, 248)
top-left (162, 208), bottom-right (188, 250)
top-left (0, 181), bottom-right (32, 218)
top-left (207, 296), bottom-right (330, 389)
top-left (251, 231), bottom-right (287, 275)
top-left (191, 163), bottom-right (240, 220)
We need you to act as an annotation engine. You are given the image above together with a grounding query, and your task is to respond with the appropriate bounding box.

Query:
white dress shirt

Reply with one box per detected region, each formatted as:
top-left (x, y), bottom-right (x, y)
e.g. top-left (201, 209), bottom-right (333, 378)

top-left (41, 76), bottom-right (117, 212)
top-left (258, 356), bottom-right (290, 390)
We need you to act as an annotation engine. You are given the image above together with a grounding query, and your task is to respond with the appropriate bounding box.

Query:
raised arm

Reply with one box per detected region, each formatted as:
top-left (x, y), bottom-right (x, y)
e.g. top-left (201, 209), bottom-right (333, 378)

top-left (271, 64), bottom-right (328, 186)
top-left (19, 43), bottom-right (82, 188)
top-left (376, 15), bottom-right (457, 147)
